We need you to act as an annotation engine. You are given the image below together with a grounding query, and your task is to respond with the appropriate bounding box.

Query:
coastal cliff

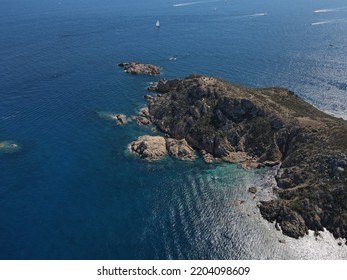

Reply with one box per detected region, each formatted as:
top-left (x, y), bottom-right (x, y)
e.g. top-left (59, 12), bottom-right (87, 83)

top-left (144, 74), bottom-right (347, 240)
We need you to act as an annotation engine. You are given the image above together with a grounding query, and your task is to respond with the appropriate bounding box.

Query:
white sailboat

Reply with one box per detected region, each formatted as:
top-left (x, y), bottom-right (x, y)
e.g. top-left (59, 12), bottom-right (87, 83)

top-left (156, 20), bottom-right (160, 28)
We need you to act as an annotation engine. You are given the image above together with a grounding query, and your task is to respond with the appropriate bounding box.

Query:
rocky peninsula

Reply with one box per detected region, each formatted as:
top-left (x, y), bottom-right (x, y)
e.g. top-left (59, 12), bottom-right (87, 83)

top-left (139, 74), bottom-right (347, 240)
top-left (118, 62), bottom-right (161, 75)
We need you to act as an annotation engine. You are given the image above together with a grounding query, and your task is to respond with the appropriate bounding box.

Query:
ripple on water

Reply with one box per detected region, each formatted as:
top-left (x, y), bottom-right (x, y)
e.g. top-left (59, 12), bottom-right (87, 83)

top-left (140, 162), bottom-right (347, 259)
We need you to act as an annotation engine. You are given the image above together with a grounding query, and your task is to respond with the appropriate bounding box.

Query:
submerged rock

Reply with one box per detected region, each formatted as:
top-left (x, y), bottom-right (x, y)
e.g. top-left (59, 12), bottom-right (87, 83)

top-left (0, 140), bottom-right (21, 154)
top-left (118, 62), bottom-right (161, 75)
top-left (129, 135), bottom-right (167, 161)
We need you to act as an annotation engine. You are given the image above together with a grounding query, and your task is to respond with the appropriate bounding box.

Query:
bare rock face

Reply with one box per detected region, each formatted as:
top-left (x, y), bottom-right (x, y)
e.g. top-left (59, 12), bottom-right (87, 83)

top-left (200, 150), bottom-right (218, 163)
top-left (129, 135), bottom-right (167, 161)
top-left (165, 138), bottom-right (196, 160)
top-left (222, 151), bottom-right (250, 163)
top-left (147, 79), bottom-right (180, 92)
top-left (118, 62), bottom-right (160, 75)
top-left (135, 116), bottom-right (151, 126)
top-left (259, 201), bottom-right (308, 239)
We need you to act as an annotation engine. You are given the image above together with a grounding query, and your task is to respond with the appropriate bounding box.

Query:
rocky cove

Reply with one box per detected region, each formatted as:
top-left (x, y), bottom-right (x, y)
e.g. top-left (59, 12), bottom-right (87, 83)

top-left (115, 65), bottom-right (347, 242)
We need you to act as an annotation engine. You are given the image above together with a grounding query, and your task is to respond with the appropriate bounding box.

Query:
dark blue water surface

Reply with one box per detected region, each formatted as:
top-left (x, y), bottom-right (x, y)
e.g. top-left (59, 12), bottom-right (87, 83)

top-left (0, 0), bottom-right (347, 259)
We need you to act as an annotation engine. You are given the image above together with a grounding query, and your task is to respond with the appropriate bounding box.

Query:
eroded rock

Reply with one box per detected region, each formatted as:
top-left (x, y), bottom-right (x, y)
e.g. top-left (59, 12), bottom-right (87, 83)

top-left (165, 138), bottom-right (196, 160)
top-left (129, 135), bottom-right (167, 161)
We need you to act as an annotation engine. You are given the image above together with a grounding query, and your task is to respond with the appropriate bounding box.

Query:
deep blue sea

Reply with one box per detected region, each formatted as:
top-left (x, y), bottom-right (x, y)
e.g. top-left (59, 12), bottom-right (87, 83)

top-left (0, 0), bottom-right (347, 259)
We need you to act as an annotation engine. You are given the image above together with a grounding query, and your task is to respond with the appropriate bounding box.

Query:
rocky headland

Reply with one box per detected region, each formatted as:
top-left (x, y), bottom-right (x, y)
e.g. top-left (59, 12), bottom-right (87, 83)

top-left (140, 74), bottom-right (347, 240)
top-left (118, 62), bottom-right (161, 75)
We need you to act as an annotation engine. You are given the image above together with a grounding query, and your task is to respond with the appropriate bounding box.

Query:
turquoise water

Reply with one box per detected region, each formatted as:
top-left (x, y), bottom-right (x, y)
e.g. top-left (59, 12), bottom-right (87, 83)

top-left (0, 0), bottom-right (347, 259)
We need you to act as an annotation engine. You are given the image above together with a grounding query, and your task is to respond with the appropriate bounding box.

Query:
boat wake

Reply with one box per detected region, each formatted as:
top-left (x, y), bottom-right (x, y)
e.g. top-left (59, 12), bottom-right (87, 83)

top-left (218, 13), bottom-right (267, 21)
top-left (313, 7), bottom-right (347, 13)
top-left (311, 19), bottom-right (346, 25)
top-left (247, 13), bottom-right (267, 17)
top-left (173, 0), bottom-right (223, 7)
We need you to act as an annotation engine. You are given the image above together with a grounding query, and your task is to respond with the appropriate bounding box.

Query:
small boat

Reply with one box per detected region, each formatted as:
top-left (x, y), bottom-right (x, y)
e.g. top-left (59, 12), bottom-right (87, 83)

top-left (156, 20), bottom-right (160, 28)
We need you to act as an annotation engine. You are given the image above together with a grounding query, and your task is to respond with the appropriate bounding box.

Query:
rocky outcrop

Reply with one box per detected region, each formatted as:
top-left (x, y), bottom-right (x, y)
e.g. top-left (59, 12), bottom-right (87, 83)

top-left (129, 135), bottom-right (167, 161)
top-left (139, 107), bottom-right (150, 118)
top-left (166, 138), bottom-right (196, 160)
top-left (143, 74), bottom-right (347, 240)
top-left (147, 79), bottom-right (180, 92)
top-left (115, 114), bottom-right (127, 125)
top-left (259, 201), bottom-right (308, 238)
top-left (200, 150), bottom-right (218, 163)
top-left (97, 111), bottom-right (129, 125)
top-left (128, 135), bottom-right (196, 161)
top-left (118, 62), bottom-right (161, 75)
top-left (135, 116), bottom-right (151, 126)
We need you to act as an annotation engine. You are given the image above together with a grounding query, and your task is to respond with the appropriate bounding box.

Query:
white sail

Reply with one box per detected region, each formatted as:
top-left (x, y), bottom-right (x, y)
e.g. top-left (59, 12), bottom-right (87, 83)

top-left (156, 20), bottom-right (160, 27)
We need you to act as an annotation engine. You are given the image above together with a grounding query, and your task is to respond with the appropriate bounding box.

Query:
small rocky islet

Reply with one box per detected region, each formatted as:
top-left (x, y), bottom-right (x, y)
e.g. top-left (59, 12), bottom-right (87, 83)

top-left (118, 62), bottom-right (161, 75)
top-left (116, 62), bottom-right (347, 241)
top-left (0, 140), bottom-right (21, 154)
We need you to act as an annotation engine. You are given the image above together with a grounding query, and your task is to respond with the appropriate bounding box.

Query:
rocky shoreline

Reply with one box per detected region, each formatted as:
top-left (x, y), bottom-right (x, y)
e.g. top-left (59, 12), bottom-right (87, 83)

top-left (138, 74), bottom-right (347, 240)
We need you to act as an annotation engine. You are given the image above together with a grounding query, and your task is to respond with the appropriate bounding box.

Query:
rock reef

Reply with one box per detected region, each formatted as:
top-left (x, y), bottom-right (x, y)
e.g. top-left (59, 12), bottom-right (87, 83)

top-left (118, 62), bottom-right (161, 75)
top-left (143, 74), bottom-right (347, 240)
